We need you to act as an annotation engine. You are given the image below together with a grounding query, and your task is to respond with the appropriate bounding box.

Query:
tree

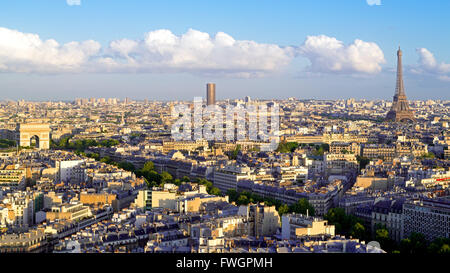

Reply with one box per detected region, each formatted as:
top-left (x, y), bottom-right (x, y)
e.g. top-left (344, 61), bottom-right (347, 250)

top-left (356, 156), bottom-right (371, 170)
top-left (375, 228), bottom-right (389, 242)
top-left (374, 225), bottom-right (396, 252)
top-left (142, 161), bottom-right (155, 172)
top-left (160, 171), bottom-right (173, 184)
top-left (324, 208), bottom-right (364, 237)
top-left (399, 232), bottom-right (428, 254)
top-left (209, 187), bottom-right (221, 196)
top-left (440, 244), bottom-right (450, 254)
top-left (278, 204), bottom-right (290, 216)
top-left (0, 139), bottom-right (16, 149)
top-left (276, 142), bottom-right (299, 153)
top-left (237, 195), bottom-right (249, 205)
top-left (289, 198), bottom-right (315, 216)
top-left (350, 222), bottom-right (366, 241)
top-left (146, 171), bottom-right (162, 185)
top-left (229, 144), bottom-right (242, 160)
top-left (428, 238), bottom-right (450, 254)
top-left (421, 152), bottom-right (435, 159)
top-left (118, 161), bottom-right (135, 172)
top-left (181, 176), bottom-right (190, 182)
top-left (173, 179), bottom-right (182, 186)
top-left (227, 189), bottom-right (239, 202)
top-left (100, 156), bottom-right (113, 164)
top-left (86, 153), bottom-right (100, 161)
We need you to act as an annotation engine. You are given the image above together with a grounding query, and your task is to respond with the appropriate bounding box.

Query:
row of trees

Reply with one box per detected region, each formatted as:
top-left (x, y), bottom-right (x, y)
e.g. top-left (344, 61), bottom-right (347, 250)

top-left (324, 208), bottom-right (370, 242)
top-left (276, 142), bottom-right (299, 153)
top-left (77, 151), bottom-right (223, 196)
top-left (0, 138), bottom-right (16, 149)
top-left (52, 136), bottom-right (120, 152)
top-left (276, 142), bottom-right (330, 156)
top-left (226, 189), bottom-right (315, 216)
top-left (135, 161), bottom-right (222, 195)
top-left (324, 208), bottom-right (450, 254)
top-left (374, 225), bottom-right (450, 254)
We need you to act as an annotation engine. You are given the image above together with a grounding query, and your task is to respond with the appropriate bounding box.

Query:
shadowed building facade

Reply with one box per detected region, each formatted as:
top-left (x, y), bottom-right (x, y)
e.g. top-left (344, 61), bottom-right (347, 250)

top-left (386, 47), bottom-right (416, 122)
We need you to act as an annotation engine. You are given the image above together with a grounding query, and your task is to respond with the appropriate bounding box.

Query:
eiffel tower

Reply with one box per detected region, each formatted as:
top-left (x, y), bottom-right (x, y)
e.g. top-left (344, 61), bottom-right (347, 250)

top-left (386, 47), bottom-right (416, 122)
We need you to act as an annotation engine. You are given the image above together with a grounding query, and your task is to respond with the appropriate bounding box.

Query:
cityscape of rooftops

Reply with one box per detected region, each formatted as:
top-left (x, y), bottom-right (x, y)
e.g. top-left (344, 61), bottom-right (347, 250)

top-left (0, 0), bottom-right (448, 267)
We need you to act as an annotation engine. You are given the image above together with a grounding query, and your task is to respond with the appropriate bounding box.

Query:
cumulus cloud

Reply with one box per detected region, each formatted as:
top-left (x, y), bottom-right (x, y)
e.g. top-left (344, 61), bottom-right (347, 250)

top-left (0, 27), bottom-right (389, 77)
top-left (0, 27), bottom-right (293, 77)
top-left (366, 0), bottom-right (381, 6)
top-left (104, 29), bottom-right (294, 77)
top-left (67, 0), bottom-right (81, 6)
top-left (411, 48), bottom-right (450, 81)
top-left (417, 48), bottom-right (450, 73)
top-left (298, 35), bottom-right (385, 75)
top-left (0, 27), bottom-right (100, 73)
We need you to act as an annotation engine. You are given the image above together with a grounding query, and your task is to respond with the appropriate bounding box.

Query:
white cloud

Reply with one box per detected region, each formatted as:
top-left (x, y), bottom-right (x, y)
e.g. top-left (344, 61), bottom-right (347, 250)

top-left (104, 29), bottom-right (294, 77)
top-left (67, 0), bottom-right (81, 6)
top-left (298, 35), bottom-right (385, 75)
top-left (0, 27), bottom-right (389, 78)
top-left (366, 0), bottom-right (381, 6)
top-left (0, 27), bottom-right (294, 77)
top-left (412, 48), bottom-right (450, 81)
top-left (0, 27), bottom-right (100, 73)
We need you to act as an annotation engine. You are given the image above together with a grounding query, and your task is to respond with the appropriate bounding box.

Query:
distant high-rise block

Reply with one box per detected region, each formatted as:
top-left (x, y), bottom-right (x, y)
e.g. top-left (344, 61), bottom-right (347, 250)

top-left (206, 83), bottom-right (216, 105)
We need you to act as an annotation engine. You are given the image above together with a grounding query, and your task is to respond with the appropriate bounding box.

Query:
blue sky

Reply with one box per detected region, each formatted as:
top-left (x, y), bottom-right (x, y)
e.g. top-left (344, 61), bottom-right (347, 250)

top-left (0, 0), bottom-right (449, 101)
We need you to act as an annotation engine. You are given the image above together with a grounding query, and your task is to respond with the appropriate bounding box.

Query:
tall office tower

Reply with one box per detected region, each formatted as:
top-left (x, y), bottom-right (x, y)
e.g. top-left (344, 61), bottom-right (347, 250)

top-left (206, 83), bottom-right (216, 105)
top-left (386, 47), bottom-right (416, 122)
top-left (245, 96), bottom-right (251, 103)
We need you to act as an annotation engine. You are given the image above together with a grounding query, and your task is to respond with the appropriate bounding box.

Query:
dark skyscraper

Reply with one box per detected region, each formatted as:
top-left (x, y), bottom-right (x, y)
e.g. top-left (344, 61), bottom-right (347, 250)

top-left (386, 47), bottom-right (416, 122)
top-left (206, 83), bottom-right (216, 105)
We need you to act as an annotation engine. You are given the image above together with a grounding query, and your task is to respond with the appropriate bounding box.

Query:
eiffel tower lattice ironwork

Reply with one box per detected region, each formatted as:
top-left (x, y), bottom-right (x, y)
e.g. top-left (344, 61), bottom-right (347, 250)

top-left (386, 47), bottom-right (416, 122)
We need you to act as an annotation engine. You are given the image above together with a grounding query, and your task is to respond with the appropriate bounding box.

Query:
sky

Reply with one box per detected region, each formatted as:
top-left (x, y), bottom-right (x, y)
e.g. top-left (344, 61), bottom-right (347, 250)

top-left (0, 0), bottom-right (449, 101)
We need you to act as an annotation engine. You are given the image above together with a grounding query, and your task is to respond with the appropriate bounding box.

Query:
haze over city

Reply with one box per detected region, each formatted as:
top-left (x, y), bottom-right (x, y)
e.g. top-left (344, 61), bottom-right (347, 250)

top-left (1, 0), bottom-right (450, 101)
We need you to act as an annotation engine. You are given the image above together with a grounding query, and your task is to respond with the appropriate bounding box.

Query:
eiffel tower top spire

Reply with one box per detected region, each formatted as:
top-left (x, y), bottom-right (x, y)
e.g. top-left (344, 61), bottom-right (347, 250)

top-left (395, 46), bottom-right (406, 98)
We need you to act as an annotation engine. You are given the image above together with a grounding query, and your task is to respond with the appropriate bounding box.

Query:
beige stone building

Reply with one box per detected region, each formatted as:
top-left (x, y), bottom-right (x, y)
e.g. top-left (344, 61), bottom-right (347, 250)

top-left (238, 203), bottom-right (280, 238)
top-left (281, 213), bottom-right (335, 240)
top-left (16, 123), bottom-right (50, 150)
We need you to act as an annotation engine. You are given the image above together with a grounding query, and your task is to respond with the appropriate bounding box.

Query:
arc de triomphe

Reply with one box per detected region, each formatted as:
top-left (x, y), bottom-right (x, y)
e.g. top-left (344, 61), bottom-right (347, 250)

top-left (16, 123), bottom-right (50, 150)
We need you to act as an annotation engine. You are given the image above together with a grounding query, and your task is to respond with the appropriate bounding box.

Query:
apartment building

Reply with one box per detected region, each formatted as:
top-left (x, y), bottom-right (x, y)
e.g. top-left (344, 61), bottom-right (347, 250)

top-left (238, 203), bottom-right (280, 238)
top-left (47, 202), bottom-right (92, 222)
top-left (0, 168), bottom-right (26, 190)
top-left (403, 199), bottom-right (450, 241)
top-left (330, 142), bottom-right (361, 155)
top-left (213, 165), bottom-right (251, 193)
top-left (324, 153), bottom-right (358, 175)
top-left (55, 159), bottom-right (87, 183)
top-left (281, 213), bottom-right (335, 240)
top-left (362, 144), bottom-right (396, 161)
top-left (371, 199), bottom-right (405, 242)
